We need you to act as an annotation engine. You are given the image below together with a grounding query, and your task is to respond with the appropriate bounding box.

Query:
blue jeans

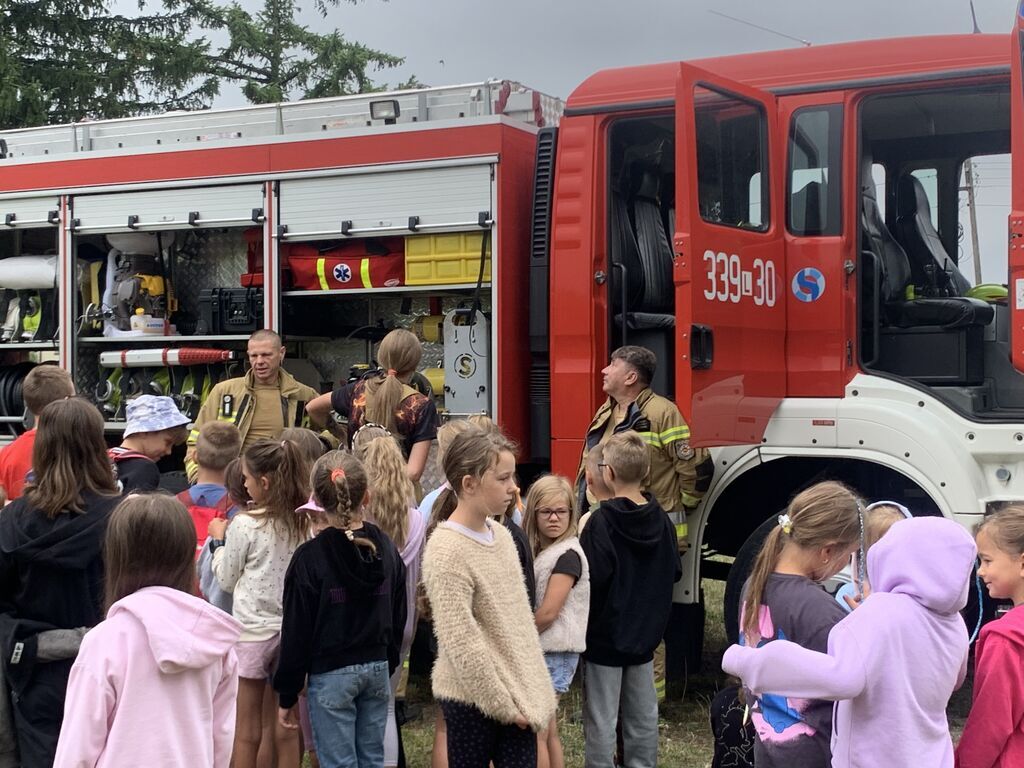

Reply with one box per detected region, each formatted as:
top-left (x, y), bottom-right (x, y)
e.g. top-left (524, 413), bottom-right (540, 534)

top-left (307, 661), bottom-right (390, 768)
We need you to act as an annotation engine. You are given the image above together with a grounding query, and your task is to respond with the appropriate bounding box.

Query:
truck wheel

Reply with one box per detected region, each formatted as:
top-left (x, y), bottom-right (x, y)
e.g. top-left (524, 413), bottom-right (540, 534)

top-left (723, 515), bottom-right (779, 646)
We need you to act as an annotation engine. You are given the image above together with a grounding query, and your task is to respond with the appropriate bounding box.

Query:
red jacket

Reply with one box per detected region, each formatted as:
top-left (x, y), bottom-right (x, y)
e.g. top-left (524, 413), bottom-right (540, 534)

top-left (0, 428), bottom-right (35, 500)
top-left (956, 604), bottom-right (1024, 768)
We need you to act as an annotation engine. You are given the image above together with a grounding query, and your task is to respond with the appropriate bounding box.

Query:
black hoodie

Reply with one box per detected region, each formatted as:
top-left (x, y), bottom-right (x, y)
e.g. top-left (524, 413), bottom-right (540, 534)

top-left (274, 522), bottom-right (407, 709)
top-left (0, 491), bottom-right (121, 682)
top-left (579, 495), bottom-right (681, 666)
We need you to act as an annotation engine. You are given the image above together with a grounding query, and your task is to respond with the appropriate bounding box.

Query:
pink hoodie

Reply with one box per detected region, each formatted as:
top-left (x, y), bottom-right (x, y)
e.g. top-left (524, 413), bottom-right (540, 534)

top-left (54, 586), bottom-right (241, 768)
top-left (723, 516), bottom-right (976, 768)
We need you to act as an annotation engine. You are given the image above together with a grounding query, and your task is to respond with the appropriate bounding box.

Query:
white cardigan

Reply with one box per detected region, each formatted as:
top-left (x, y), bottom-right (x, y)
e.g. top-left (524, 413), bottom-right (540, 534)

top-left (533, 536), bottom-right (590, 653)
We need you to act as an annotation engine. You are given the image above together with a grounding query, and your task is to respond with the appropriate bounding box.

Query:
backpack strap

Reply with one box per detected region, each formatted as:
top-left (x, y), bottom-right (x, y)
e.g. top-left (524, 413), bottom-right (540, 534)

top-left (176, 489), bottom-right (193, 506)
top-left (108, 447), bottom-right (152, 462)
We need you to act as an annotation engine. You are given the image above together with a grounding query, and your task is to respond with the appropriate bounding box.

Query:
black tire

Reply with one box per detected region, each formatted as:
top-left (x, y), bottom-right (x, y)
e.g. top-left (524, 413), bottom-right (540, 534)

top-left (724, 515), bottom-right (779, 646)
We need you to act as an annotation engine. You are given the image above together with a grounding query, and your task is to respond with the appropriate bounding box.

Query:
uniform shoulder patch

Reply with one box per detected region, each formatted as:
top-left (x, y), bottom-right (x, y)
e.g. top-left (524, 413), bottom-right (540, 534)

top-left (675, 440), bottom-right (695, 460)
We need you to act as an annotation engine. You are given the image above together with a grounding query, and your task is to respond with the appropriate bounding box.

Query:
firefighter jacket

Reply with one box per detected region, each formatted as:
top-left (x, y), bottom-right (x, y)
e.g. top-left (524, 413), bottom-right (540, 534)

top-left (575, 388), bottom-right (713, 517)
top-left (186, 368), bottom-right (319, 477)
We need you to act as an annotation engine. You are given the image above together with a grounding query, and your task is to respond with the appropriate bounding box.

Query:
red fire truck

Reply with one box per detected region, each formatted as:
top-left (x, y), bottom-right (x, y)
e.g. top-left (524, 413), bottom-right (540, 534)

top-left (0, 22), bottom-right (1023, 675)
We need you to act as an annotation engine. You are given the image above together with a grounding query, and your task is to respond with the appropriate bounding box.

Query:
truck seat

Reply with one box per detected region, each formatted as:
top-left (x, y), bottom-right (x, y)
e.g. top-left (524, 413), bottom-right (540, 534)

top-left (860, 158), bottom-right (992, 330)
top-left (894, 174), bottom-right (972, 297)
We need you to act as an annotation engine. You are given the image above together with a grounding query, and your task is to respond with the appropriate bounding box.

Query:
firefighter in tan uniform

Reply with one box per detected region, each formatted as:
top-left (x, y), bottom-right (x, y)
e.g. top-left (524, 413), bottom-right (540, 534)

top-left (185, 329), bottom-right (320, 480)
top-left (575, 345), bottom-right (714, 702)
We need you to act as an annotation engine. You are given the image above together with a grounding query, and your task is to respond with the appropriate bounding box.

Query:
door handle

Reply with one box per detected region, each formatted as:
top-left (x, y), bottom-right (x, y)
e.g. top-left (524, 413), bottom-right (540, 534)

top-left (690, 324), bottom-right (713, 370)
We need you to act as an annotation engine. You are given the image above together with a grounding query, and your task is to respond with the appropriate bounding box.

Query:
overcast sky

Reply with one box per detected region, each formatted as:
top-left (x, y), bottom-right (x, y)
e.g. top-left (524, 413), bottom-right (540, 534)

top-left (284, 0), bottom-right (1021, 103)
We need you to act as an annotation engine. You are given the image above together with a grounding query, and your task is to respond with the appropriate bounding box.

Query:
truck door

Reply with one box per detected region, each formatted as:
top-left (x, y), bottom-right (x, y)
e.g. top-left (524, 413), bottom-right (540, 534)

top-left (1011, 5), bottom-right (1024, 373)
top-left (675, 65), bottom-right (786, 446)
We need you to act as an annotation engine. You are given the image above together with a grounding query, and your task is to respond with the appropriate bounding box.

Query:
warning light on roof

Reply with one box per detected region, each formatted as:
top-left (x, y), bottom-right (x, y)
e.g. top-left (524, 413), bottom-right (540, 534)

top-left (370, 100), bottom-right (400, 125)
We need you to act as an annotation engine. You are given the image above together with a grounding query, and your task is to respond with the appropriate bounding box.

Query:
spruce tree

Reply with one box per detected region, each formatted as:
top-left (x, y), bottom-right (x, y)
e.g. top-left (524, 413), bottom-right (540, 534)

top-left (0, 0), bottom-right (219, 129)
top-left (212, 0), bottom-right (404, 104)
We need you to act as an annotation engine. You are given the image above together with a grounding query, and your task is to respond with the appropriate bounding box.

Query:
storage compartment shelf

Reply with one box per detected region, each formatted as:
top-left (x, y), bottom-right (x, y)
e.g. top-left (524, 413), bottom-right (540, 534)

top-left (79, 334), bottom-right (253, 344)
top-left (0, 342), bottom-right (58, 350)
top-left (281, 282), bottom-right (489, 298)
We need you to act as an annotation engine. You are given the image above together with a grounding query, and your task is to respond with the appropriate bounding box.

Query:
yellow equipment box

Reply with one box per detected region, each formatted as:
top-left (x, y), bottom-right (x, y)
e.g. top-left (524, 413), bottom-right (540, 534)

top-left (405, 233), bottom-right (492, 285)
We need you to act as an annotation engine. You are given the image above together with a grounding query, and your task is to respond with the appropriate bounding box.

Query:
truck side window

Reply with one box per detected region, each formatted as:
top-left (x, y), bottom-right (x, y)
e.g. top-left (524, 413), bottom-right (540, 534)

top-left (787, 106), bottom-right (842, 236)
top-left (958, 154), bottom-right (1008, 285)
top-left (695, 86), bottom-right (769, 231)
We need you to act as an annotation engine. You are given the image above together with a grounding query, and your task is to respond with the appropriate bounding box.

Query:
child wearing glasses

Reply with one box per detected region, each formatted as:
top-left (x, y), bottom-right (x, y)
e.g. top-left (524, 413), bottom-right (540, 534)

top-left (524, 475), bottom-right (591, 768)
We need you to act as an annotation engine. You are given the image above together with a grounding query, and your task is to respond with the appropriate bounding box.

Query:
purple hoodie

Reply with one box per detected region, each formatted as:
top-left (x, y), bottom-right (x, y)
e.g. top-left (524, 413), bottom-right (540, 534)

top-left (723, 516), bottom-right (976, 768)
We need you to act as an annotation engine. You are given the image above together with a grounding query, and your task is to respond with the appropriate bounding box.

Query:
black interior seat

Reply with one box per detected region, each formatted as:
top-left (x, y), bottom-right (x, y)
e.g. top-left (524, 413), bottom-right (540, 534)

top-left (895, 174), bottom-right (972, 297)
top-left (860, 157), bottom-right (992, 329)
top-left (633, 170), bottom-right (674, 313)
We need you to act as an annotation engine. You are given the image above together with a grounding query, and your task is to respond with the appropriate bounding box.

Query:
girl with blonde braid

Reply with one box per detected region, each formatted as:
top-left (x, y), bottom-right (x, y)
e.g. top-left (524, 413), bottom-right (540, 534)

top-left (273, 451), bottom-right (407, 768)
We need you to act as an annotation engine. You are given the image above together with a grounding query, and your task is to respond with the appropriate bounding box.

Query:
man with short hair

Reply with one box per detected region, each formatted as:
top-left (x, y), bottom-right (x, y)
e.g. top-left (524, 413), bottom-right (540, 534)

top-left (0, 366), bottom-right (74, 499)
top-left (185, 329), bottom-right (319, 479)
top-left (576, 345), bottom-right (713, 524)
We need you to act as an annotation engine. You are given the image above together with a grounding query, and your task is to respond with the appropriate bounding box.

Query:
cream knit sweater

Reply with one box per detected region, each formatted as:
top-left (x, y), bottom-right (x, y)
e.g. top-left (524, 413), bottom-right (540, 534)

top-left (423, 522), bottom-right (557, 731)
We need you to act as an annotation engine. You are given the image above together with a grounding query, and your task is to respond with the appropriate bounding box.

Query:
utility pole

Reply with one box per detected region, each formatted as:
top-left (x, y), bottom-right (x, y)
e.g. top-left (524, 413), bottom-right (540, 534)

top-left (963, 160), bottom-right (984, 284)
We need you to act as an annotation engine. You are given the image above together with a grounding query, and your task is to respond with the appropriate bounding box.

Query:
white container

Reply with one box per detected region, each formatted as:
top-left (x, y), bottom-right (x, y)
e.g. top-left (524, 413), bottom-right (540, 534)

top-left (130, 309), bottom-right (149, 333)
top-left (141, 317), bottom-right (166, 334)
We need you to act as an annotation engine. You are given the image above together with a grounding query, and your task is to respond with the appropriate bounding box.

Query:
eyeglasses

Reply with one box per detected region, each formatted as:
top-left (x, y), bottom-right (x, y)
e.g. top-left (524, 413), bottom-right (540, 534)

top-left (538, 508), bottom-right (570, 519)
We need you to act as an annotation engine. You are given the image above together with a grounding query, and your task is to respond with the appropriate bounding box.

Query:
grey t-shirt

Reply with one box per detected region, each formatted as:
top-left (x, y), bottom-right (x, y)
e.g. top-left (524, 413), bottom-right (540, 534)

top-left (740, 573), bottom-right (848, 768)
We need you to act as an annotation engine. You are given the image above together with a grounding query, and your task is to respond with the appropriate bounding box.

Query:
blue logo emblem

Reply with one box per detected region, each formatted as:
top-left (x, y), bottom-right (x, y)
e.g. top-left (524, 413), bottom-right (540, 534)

top-left (791, 267), bottom-right (825, 303)
top-left (333, 263), bottom-right (352, 283)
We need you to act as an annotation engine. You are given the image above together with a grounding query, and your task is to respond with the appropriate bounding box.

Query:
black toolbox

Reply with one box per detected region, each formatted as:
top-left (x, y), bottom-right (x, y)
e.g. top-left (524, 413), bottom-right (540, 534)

top-left (196, 288), bottom-right (263, 335)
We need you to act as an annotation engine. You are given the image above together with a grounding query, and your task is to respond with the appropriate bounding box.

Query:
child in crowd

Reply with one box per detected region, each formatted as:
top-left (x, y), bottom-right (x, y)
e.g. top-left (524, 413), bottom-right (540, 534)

top-left (198, 458), bottom-right (249, 614)
top-left (724, 515), bottom-right (976, 768)
top-left (578, 444), bottom-right (612, 533)
top-left (0, 365), bottom-right (74, 500)
top-left (275, 451), bottom-right (406, 768)
top-left (208, 439), bottom-right (311, 768)
top-left (359, 432), bottom-right (425, 768)
top-left (732, 481), bottom-right (862, 768)
top-left (280, 426), bottom-right (329, 465)
top-left (110, 395), bottom-right (190, 493)
top-left (834, 500), bottom-right (912, 611)
top-left (417, 419), bottom-right (473, 525)
top-left (955, 506), bottom-right (1024, 768)
top-left (524, 475), bottom-right (590, 768)
top-left (0, 397), bottom-right (121, 767)
top-left (54, 494), bottom-right (241, 767)
top-left (422, 427), bottom-right (556, 768)
top-left (579, 431), bottom-right (679, 768)
top-left (177, 422), bottom-right (241, 556)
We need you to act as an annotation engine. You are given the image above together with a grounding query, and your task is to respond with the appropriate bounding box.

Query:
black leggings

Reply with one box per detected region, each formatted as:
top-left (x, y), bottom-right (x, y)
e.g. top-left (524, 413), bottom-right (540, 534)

top-left (439, 699), bottom-right (537, 768)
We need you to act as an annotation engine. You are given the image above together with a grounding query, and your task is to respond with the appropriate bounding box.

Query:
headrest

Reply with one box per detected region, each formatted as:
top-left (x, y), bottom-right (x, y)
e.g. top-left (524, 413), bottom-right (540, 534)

top-left (897, 174), bottom-right (931, 218)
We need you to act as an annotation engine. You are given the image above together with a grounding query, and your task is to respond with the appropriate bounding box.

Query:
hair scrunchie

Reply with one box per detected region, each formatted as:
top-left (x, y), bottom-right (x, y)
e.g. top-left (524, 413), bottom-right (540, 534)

top-left (777, 513), bottom-right (793, 535)
top-left (386, 368), bottom-right (398, 377)
top-left (330, 468), bottom-right (346, 482)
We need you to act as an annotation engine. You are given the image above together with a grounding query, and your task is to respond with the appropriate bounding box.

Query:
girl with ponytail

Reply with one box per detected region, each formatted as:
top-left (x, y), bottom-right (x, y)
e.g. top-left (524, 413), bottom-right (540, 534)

top-left (273, 451), bottom-right (407, 768)
top-left (306, 329), bottom-right (440, 484)
top-left (208, 438), bottom-right (312, 768)
top-left (733, 480), bottom-right (863, 768)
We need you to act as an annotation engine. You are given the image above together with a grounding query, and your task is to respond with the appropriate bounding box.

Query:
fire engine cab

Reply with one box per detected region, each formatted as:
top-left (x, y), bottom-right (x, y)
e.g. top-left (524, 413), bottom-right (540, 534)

top-left (1, 22), bottom-right (1024, 676)
top-left (543, 24), bottom-right (1024, 658)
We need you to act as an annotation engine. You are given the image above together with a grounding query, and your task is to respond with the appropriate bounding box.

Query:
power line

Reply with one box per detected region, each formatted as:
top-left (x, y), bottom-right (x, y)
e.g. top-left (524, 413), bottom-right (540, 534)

top-left (707, 10), bottom-right (812, 47)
